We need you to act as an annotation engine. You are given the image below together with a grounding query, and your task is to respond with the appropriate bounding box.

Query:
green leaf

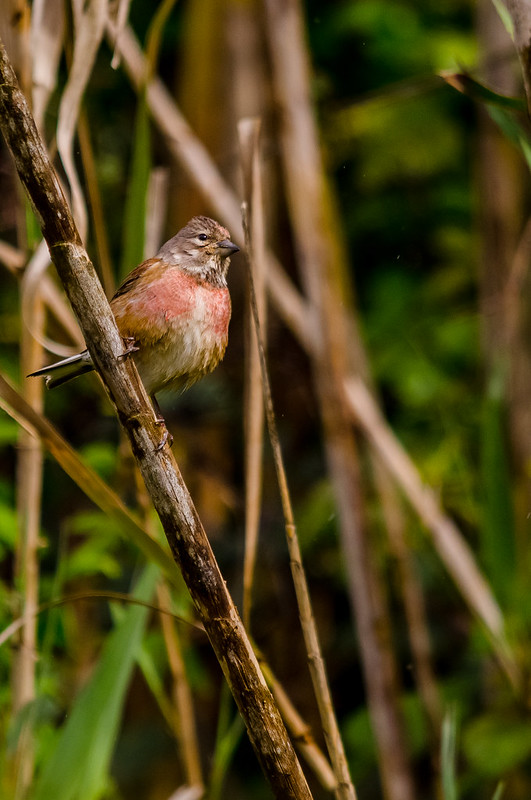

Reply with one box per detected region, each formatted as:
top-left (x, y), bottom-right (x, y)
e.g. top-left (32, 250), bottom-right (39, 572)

top-left (0, 413), bottom-right (18, 446)
top-left (33, 564), bottom-right (159, 800)
top-left (119, 0), bottom-right (177, 278)
top-left (487, 105), bottom-right (531, 172)
top-left (120, 98), bottom-right (151, 277)
top-left (60, 534), bottom-right (122, 581)
top-left (463, 714), bottom-right (531, 777)
top-left (78, 442), bottom-right (118, 482)
top-left (0, 501), bottom-right (17, 548)
top-left (209, 683), bottom-right (245, 800)
top-left (440, 72), bottom-right (525, 111)
top-left (24, 201), bottom-right (42, 251)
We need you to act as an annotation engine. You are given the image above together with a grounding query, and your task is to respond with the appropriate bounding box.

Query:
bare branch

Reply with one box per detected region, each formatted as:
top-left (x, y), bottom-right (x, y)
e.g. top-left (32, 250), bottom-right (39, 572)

top-left (0, 37), bottom-right (313, 800)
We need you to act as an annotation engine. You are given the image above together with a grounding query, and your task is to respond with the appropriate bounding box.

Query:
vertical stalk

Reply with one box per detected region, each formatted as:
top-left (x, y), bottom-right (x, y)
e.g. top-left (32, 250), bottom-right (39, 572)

top-left (12, 275), bottom-right (44, 794)
top-left (239, 118), bottom-right (267, 630)
top-left (241, 149), bottom-right (356, 796)
top-left (263, 2), bottom-right (417, 798)
top-left (157, 582), bottom-right (204, 789)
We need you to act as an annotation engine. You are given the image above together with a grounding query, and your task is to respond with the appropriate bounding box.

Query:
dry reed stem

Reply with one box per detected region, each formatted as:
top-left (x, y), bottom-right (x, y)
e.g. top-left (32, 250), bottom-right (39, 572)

top-left (21, 240), bottom-right (85, 358)
top-left (0, 371), bottom-right (313, 795)
top-left (502, 0), bottom-right (531, 113)
top-left (11, 279), bottom-right (45, 792)
top-left (157, 581), bottom-right (204, 790)
top-left (238, 118), bottom-right (267, 631)
top-left (104, 20), bottom-right (513, 671)
top-left (263, 1), bottom-right (417, 797)
top-left (107, 20), bottom-right (313, 350)
top-left (343, 376), bottom-right (519, 687)
top-left (77, 108), bottom-right (115, 296)
top-left (242, 201), bottom-right (356, 800)
top-left (0, 240), bottom-right (25, 271)
top-left (256, 651), bottom-right (337, 792)
top-left (145, 167), bottom-right (169, 259)
top-left (31, 0), bottom-right (64, 133)
top-left (0, 41), bottom-right (313, 800)
top-left (369, 451), bottom-right (442, 757)
top-left (0, 591), bottom-right (204, 651)
top-left (378, 475), bottom-right (443, 741)
top-left (57, 0), bottom-right (107, 240)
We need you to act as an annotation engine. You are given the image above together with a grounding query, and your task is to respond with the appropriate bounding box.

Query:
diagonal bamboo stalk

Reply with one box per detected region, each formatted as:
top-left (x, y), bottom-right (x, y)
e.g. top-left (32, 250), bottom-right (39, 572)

top-left (0, 39), bottom-right (313, 800)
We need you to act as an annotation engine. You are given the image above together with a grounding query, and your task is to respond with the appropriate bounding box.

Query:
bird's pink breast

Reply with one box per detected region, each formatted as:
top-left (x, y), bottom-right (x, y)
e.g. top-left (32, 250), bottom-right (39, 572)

top-left (161, 271), bottom-right (231, 335)
top-left (122, 269), bottom-right (231, 336)
top-left (112, 267), bottom-right (231, 394)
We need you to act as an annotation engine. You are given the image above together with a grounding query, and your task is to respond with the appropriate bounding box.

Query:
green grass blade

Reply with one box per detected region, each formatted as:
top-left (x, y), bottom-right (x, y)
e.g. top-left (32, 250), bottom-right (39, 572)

top-left (119, 0), bottom-right (177, 276)
top-left (440, 72), bottom-right (525, 110)
top-left (491, 782), bottom-right (505, 800)
top-left (33, 564), bottom-right (159, 800)
top-left (441, 708), bottom-right (458, 800)
top-left (120, 98), bottom-right (151, 277)
top-left (209, 683), bottom-right (245, 800)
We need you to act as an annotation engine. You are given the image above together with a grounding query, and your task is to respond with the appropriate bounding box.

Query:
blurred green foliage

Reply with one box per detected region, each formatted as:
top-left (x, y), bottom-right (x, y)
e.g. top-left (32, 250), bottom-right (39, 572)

top-left (1, 0), bottom-right (531, 798)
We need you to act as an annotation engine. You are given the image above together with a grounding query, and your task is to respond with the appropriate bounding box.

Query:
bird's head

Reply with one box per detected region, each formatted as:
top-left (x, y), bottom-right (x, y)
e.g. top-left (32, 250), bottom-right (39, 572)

top-left (157, 216), bottom-right (239, 286)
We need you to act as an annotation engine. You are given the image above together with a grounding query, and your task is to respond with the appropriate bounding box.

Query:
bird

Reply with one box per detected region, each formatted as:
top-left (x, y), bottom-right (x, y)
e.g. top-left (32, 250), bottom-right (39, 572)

top-left (29, 216), bottom-right (239, 445)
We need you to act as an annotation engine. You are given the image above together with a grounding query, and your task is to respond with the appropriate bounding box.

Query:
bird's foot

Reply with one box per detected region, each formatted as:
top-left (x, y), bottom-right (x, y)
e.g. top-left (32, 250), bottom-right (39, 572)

top-left (151, 395), bottom-right (173, 450)
top-left (118, 337), bottom-right (140, 361)
top-left (155, 425), bottom-right (174, 451)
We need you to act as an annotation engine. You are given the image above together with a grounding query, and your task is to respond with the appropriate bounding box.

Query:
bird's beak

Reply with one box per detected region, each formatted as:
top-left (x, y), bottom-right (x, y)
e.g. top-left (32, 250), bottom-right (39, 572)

top-left (216, 239), bottom-right (240, 257)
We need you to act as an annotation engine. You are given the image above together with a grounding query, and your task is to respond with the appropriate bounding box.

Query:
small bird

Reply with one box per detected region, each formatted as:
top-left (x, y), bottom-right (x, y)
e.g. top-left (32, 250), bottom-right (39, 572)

top-left (29, 216), bottom-right (239, 444)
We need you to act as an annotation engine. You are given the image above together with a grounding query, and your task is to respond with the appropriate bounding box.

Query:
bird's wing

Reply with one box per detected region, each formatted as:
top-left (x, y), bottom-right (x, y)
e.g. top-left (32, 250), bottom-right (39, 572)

top-left (111, 258), bottom-right (161, 301)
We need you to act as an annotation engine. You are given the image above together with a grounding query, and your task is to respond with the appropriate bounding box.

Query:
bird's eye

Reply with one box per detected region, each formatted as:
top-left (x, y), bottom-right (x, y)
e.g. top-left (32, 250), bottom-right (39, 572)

top-left (197, 233), bottom-right (208, 241)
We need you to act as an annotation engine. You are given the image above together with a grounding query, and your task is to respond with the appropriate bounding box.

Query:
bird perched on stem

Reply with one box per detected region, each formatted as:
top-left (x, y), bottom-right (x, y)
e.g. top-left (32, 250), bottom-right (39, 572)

top-left (29, 216), bottom-right (239, 446)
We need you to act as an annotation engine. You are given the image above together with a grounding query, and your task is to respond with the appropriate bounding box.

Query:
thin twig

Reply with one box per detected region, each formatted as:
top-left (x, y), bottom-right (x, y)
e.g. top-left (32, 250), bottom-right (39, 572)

top-left (77, 108), bottom-right (115, 296)
top-left (238, 118), bottom-right (267, 631)
top-left (157, 581), bottom-right (204, 790)
top-left (378, 476), bottom-right (443, 742)
top-left (242, 200), bottom-right (356, 800)
top-left (255, 649), bottom-right (337, 792)
top-left (0, 591), bottom-right (204, 650)
top-left (263, 2), bottom-right (417, 797)
top-left (11, 266), bottom-right (45, 792)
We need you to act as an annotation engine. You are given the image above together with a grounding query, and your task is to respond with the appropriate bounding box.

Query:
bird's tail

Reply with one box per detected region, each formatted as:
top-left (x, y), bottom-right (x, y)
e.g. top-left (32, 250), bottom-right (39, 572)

top-left (28, 350), bottom-right (94, 389)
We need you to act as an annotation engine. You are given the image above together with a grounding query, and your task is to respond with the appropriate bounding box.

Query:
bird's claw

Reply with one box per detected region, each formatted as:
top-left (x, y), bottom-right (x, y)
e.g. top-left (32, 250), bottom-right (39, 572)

top-left (150, 395), bottom-right (173, 450)
top-left (118, 337), bottom-right (140, 361)
top-left (155, 424), bottom-right (173, 451)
